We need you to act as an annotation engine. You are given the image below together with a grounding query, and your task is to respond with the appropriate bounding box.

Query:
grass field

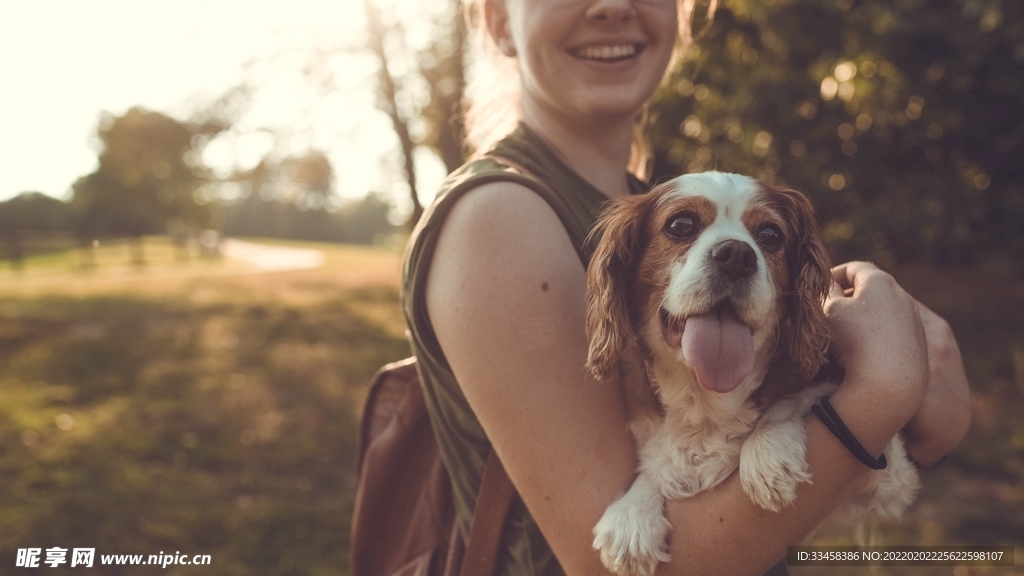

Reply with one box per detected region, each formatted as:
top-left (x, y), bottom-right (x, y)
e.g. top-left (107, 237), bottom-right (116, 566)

top-left (0, 238), bottom-right (1021, 575)
top-left (1, 238), bottom-right (409, 575)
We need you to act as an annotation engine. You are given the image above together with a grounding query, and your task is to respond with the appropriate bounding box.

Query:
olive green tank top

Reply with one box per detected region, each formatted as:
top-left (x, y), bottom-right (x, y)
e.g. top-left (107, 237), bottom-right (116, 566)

top-left (401, 123), bottom-right (647, 575)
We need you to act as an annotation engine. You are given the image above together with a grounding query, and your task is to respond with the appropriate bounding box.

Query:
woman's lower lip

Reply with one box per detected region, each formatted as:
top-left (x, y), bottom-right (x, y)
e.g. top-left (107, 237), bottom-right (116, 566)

top-left (577, 56), bottom-right (635, 64)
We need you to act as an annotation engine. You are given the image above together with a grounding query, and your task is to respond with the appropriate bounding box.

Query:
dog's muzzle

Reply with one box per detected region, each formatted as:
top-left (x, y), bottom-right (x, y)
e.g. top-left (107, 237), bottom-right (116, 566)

top-left (711, 239), bottom-right (757, 281)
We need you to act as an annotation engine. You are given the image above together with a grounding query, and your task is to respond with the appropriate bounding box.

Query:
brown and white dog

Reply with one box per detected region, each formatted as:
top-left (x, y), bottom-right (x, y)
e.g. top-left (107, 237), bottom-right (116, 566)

top-left (585, 172), bottom-right (919, 576)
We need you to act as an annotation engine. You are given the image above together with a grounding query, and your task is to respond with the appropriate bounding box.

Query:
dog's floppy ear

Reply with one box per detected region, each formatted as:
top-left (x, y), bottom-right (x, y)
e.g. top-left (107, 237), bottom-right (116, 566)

top-left (585, 193), bottom-right (655, 380)
top-left (770, 186), bottom-right (832, 378)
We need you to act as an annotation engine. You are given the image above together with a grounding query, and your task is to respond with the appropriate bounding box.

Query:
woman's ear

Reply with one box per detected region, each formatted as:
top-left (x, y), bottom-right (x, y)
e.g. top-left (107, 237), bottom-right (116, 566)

top-left (483, 0), bottom-right (516, 56)
top-left (772, 186), bottom-right (832, 379)
top-left (586, 194), bottom-right (653, 380)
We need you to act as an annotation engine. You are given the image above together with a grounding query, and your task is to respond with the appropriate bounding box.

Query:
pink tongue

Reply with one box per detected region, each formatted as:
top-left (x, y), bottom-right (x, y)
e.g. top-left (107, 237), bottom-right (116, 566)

top-left (681, 307), bottom-right (754, 393)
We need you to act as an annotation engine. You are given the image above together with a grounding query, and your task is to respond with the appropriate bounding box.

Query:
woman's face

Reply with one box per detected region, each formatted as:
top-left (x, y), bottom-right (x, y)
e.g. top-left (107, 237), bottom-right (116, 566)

top-left (501, 0), bottom-right (678, 125)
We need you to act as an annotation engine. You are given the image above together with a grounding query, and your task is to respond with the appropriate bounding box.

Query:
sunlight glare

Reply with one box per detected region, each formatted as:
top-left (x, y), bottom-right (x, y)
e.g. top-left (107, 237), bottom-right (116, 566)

top-left (0, 0), bottom-right (448, 209)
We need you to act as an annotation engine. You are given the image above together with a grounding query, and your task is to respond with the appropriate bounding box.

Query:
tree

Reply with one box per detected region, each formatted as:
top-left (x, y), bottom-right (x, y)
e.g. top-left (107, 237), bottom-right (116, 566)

top-left (334, 193), bottom-right (395, 244)
top-left (221, 151), bottom-right (396, 244)
top-left (415, 4), bottom-right (468, 174)
top-left (362, 0), bottom-right (468, 227)
top-left (0, 192), bottom-right (71, 268)
top-left (279, 151), bottom-right (334, 211)
top-left (648, 0), bottom-right (1023, 273)
top-left (70, 107), bottom-right (223, 263)
top-left (363, 0), bottom-right (423, 225)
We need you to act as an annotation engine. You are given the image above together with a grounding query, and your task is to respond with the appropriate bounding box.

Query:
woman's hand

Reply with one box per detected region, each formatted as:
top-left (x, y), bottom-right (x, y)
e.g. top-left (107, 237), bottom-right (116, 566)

top-left (823, 262), bottom-right (929, 449)
top-left (902, 301), bottom-right (972, 466)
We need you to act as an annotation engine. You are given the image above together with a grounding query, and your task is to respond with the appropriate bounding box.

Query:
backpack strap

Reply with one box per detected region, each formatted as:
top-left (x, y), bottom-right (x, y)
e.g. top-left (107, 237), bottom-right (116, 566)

top-left (357, 357), bottom-right (516, 576)
top-left (459, 451), bottom-right (515, 576)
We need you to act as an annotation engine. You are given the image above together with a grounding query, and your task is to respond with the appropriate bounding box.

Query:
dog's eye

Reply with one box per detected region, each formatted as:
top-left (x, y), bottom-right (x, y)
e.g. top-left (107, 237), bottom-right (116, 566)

top-left (757, 225), bottom-right (783, 249)
top-left (666, 214), bottom-right (696, 238)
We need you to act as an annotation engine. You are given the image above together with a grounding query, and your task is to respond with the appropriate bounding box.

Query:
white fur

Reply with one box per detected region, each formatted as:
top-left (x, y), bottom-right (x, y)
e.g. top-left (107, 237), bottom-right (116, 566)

top-left (661, 173), bottom-right (774, 330)
top-left (592, 173), bottom-right (919, 576)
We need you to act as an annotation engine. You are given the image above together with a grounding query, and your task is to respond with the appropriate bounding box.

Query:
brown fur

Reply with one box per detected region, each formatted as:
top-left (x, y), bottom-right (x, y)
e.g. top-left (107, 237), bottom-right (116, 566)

top-left (585, 178), bottom-right (831, 393)
top-left (760, 184), bottom-right (832, 379)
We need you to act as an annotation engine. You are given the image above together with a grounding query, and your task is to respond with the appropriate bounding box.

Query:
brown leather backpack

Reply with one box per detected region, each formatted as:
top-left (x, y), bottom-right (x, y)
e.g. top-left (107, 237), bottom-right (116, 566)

top-left (350, 357), bottom-right (515, 576)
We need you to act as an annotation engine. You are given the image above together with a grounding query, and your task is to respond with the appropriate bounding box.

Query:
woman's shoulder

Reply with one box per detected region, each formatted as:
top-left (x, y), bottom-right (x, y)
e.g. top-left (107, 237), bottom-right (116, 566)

top-left (412, 155), bottom-right (580, 257)
top-left (437, 178), bottom-right (575, 259)
top-left (403, 157), bottom-right (582, 308)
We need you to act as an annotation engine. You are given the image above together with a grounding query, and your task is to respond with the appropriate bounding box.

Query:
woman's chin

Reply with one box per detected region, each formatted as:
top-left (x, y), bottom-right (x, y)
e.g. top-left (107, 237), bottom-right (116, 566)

top-left (566, 78), bottom-right (661, 117)
top-left (574, 94), bottom-right (649, 121)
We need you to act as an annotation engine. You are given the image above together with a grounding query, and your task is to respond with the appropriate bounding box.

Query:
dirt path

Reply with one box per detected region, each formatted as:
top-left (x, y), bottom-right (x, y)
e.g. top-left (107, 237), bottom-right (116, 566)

top-left (218, 239), bottom-right (325, 271)
top-left (0, 239), bottom-right (330, 295)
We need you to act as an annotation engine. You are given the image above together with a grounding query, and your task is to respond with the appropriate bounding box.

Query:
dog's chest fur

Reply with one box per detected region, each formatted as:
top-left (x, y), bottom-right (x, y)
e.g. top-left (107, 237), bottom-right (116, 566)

top-left (633, 361), bottom-right (765, 499)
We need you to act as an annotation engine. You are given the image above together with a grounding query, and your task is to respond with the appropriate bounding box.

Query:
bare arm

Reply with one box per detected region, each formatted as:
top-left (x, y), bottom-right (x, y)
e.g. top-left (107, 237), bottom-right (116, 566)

top-left (901, 301), bottom-right (971, 466)
top-left (427, 185), bottom-right (929, 576)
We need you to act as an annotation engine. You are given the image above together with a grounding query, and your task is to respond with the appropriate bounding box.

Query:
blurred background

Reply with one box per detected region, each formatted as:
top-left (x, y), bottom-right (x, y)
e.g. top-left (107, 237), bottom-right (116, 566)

top-left (0, 0), bottom-right (1021, 574)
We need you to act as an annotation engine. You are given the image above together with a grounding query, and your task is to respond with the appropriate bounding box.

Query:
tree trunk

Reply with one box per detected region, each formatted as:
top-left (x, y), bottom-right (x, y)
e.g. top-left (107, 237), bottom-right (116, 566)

top-left (363, 0), bottom-right (423, 228)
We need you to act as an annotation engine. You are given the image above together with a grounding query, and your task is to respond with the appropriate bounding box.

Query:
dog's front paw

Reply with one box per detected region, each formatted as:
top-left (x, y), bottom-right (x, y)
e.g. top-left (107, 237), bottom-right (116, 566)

top-left (740, 422), bottom-right (811, 512)
top-left (869, 436), bottom-right (920, 519)
top-left (592, 490), bottom-right (671, 576)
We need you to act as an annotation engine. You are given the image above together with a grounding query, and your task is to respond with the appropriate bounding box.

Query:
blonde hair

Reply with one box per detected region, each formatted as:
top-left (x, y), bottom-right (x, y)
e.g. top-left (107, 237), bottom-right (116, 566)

top-left (462, 0), bottom-right (716, 180)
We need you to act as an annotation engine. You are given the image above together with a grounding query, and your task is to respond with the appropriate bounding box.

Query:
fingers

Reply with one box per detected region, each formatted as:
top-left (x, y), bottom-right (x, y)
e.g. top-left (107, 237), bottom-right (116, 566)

top-left (902, 300), bottom-right (971, 465)
top-left (831, 261), bottom-right (905, 306)
top-left (829, 262), bottom-right (854, 289)
top-left (826, 279), bottom-right (844, 301)
top-left (830, 261), bottom-right (879, 291)
top-left (914, 299), bottom-right (945, 328)
top-left (826, 261), bottom-right (878, 309)
top-left (914, 299), bottom-right (962, 371)
top-left (823, 280), bottom-right (850, 317)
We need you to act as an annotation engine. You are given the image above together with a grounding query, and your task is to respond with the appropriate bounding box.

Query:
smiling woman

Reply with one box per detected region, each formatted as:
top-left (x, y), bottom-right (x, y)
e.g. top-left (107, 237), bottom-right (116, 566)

top-left (397, 0), bottom-right (969, 575)
top-left (464, 0), bottom-right (703, 180)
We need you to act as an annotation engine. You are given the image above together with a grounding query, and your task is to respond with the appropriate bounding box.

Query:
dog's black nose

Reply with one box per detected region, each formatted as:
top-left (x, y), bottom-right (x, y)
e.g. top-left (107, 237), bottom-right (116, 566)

top-left (712, 240), bottom-right (757, 280)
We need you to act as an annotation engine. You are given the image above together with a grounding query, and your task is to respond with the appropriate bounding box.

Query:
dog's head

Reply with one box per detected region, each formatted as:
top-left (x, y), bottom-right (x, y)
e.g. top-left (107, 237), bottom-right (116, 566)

top-left (586, 172), bottom-right (831, 397)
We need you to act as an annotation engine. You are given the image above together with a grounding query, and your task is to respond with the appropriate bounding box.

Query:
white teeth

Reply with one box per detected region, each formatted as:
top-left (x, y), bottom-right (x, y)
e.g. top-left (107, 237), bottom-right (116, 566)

top-left (575, 44), bottom-right (637, 60)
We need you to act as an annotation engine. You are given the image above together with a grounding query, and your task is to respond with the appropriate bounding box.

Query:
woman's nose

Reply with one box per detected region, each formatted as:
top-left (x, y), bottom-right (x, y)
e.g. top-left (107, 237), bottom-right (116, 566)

top-left (584, 0), bottom-right (637, 22)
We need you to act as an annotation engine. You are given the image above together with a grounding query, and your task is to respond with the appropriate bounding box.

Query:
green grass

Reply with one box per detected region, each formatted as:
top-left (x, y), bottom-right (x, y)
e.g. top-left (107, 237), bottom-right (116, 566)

top-left (0, 242), bottom-right (1021, 575)
top-left (0, 239), bottom-right (408, 575)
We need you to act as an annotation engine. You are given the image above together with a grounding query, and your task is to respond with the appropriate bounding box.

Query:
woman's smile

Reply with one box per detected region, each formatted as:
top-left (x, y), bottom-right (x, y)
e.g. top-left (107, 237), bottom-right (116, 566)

top-left (507, 0), bottom-right (676, 122)
top-left (570, 43), bottom-right (642, 61)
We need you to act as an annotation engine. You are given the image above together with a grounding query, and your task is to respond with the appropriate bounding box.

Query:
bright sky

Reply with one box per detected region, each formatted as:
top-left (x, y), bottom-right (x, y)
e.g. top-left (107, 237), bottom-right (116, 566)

top-left (0, 0), bottom-right (445, 212)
